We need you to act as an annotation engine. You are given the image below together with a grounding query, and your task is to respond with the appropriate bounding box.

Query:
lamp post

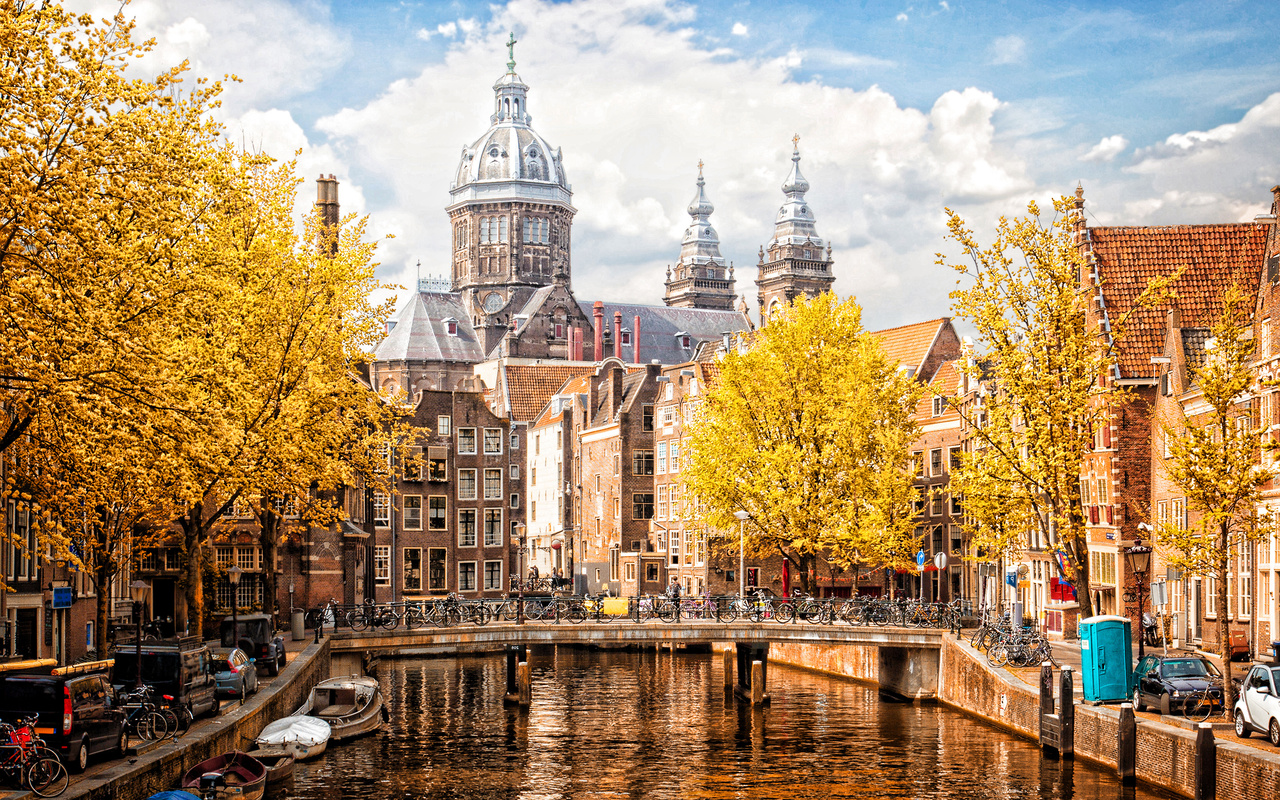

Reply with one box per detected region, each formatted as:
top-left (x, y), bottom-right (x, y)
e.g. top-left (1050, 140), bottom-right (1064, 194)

top-left (1125, 540), bottom-right (1153, 661)
top-left (227, 565), bottom-right (243, 650)
top-left (515, 523), bottom-right (526, 625)
top-left (129, 580), bottom-right (151, 689)
top-left (733, 510), bottom-right (749, 597)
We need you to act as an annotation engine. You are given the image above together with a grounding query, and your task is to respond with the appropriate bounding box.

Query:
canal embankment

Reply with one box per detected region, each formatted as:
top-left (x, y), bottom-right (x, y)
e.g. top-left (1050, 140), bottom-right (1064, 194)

top-left (23, 638), bottom-right (331, 800)
top-left (764, 634), bottom-right (1280, 798)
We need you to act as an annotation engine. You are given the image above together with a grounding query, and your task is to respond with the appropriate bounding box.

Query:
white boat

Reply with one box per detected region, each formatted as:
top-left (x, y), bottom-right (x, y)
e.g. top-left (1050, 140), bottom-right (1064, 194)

top-left (294, 675), bottom-right (384, 742)
top-left (253, 715), bottom-right (331, 760)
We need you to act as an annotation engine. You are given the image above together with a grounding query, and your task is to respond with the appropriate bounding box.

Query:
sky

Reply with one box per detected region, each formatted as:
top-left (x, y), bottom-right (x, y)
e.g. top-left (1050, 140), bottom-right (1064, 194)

top-left (72, 0), bottom-right (1280, 332)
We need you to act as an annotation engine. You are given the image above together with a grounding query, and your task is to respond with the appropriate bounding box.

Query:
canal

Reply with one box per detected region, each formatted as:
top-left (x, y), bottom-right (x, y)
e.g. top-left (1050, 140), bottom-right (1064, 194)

top-left (290, 648), bottom-right (1176, 799)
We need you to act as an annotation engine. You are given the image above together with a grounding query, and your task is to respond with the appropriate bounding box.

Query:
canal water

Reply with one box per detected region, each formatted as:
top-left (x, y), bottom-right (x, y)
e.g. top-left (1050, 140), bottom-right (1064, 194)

top-left (289, 648), bottom-right (1175, 800)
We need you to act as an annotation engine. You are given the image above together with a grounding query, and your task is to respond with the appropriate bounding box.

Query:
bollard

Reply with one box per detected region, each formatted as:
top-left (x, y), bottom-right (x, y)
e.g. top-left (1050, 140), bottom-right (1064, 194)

top-left (1194, 722), bottom-right (1215, 800)
top-left (1039, 663), bottom-right (1054, 716)
top-left (723, 649), bottom-right (734, 692)
top-left (517, 661), bottom-right (532, 707)
top-left (1059, 666), bottom-right (1074, 759)
top-left (1117, 703), bottom-right (1136, 785)
top-left (751, 661), bottom-right (764, 706)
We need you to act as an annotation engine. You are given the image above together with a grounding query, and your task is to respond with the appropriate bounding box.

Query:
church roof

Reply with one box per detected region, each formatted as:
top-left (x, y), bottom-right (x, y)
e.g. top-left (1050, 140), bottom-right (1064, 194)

top-left (579, 301), bottom-right (751, 365)
top-left (374, 292), bottom-right (485, 364)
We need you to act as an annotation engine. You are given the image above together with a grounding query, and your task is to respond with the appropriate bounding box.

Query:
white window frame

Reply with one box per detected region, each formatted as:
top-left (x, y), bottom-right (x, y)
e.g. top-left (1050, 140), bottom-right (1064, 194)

top-left (483, 428), bottom-right (503, 455)
top-left (375, 545), bottom-right (391, 586)
top-left (458, 561), bottom-right (477, 592)
top-left (484, 560), bottom-right (503, 591)
top-left (484, 468), bottom-right (503, 500)
top-left (373, 492), bottom-right (391, 526)
top-left (458, 509), bottom-right (477, 547)
top-left (458, 428), bottom-right (477, 455)
top-left (484, 509), bottom-right (503, 547)
top-left (403, 495), bottom-right (422, 530)
top-left (437, 415), bottom-right (452, 436)
top-left (457, 469), bottom-right (477, 501)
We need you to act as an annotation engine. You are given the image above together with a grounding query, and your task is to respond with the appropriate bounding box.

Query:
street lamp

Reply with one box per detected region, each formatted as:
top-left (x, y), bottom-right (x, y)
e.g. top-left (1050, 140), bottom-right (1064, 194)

top-left (1125, 540), bottom-right (1153, 660)
top-left (129, 580), bottom-right (151, 689)
top-left (227, 565), bottom-right (244, 652)
top-left (514, 523), bottom-right (526, 625)
top-left (733, 510), bottom-right (749, 597)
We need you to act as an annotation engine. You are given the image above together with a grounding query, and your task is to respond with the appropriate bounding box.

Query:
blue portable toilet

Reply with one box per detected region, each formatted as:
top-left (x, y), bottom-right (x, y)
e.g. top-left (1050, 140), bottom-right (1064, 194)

top-left (1078, 615), bottom-right (1132, 704)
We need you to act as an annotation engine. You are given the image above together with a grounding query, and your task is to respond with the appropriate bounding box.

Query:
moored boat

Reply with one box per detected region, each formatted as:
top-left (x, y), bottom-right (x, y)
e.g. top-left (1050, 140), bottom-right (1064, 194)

top-left (243, 747), bottom-right (295, 786)
top-left (253, 715), bottom-right (331, 760)
top-left (294, 675), bottom-right (384, 741)
top-left (179, 751), bottom-right (267, 800)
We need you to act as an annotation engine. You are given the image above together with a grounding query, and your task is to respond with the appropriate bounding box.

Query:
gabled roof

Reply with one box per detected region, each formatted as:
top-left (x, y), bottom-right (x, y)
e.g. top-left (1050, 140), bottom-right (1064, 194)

top-left (500, 363), bottom-right (596, 423)
top-left (1090, 224), bottom-right (1266, 378)
top-left (530, 372), bottom-right (592, 429)
top-left (374, 292), bottom-right (485, 364)
top-left (578, 301), bottom-right (750, 365)
top-left (873, 318), bottom-right (949, 374)
top-left (916, 359), bottom-right (964, 419)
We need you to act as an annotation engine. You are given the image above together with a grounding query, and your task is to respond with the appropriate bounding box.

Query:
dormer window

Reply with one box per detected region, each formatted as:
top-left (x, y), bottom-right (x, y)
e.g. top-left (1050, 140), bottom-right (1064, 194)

top-left (444, 318), bottom-right (459, 337)
top-left (554, 323), bottom-right (564, 339)
top-left (621, 330), bottom-right (631, 346)
top-left (677, 332), bottom-right (691, 349)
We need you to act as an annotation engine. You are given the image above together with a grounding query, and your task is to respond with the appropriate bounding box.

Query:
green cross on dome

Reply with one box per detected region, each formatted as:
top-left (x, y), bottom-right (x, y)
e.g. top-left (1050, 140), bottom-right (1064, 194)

top-left (506, 32), bottom-right (517, 72)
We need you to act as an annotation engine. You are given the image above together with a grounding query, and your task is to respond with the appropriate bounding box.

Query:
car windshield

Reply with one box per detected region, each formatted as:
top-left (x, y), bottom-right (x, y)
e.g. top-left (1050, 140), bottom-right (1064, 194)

top-left (0, 678), bottom-right (57, 713)
top-left (1162, 659), bottom-right (1210, 678)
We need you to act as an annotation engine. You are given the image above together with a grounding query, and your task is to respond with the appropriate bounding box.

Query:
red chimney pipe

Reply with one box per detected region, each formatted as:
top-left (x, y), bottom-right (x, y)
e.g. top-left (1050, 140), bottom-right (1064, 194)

top-left (593, 301), bottom-right (604, 361)
top-left (633, 315), bottom-right (641, 363)
top-left (613, 311), bottom-right (623, 360)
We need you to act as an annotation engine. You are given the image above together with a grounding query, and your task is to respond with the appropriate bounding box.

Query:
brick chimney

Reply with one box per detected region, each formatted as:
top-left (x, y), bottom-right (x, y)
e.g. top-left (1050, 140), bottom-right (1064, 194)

top-left (633, 315), bottom-right (641, 363)
top-left (593, 301), bottom-right (604, 361)
top-left (316, 174), bottom-right (340, 255)
top-left (614, 311), bottom-right (623, 360)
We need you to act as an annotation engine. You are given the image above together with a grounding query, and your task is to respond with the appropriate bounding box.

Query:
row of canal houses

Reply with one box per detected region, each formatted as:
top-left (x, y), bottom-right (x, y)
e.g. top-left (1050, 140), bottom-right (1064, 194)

top-left (4, 185), bottom-right (1279, 663)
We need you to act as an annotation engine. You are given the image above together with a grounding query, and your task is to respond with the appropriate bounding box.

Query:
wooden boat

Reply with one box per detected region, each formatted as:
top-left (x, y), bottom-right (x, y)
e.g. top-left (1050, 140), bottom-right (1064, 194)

top-left (243, 747), bottom-right (294, 786)
top-left (179, 751), bottom-right (267, 800)
top-left (294, 675), bottom-right (384, 741)
top-left (253, 715), bottom-right (331, 760)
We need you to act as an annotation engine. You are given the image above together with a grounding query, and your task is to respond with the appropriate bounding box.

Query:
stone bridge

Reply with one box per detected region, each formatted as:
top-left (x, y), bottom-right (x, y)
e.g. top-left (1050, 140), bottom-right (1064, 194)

top-left (326, 622), bottom-right (945, 702)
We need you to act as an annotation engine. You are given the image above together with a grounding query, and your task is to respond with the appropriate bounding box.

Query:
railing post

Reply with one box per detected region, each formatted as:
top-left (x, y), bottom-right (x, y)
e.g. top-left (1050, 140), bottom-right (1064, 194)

top-left (1117, 703), bottom-right (1136, 785)
top-left (1194, 722), bottom-right (1215, 800)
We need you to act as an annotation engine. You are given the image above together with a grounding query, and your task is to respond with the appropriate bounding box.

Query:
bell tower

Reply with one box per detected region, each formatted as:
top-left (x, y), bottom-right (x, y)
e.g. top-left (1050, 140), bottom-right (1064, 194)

top-left (663, 162), bottom-right (737, 310)
top-left (448, 33), bottom-right (576, 354)
top-left (755, 136), bottom-right (834, 324)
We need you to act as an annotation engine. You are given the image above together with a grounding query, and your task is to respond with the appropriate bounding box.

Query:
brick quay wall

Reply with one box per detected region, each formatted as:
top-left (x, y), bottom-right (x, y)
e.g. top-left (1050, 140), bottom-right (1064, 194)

top-left (764, 635), bottom-right (1280, 799)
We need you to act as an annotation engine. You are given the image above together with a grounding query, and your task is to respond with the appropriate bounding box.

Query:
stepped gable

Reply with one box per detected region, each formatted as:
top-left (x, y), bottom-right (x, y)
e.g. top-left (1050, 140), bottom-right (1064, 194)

top-left (579, 301), bottom-right (750, 365)
top-left (1089, 223), bottom-right (1266, 379)
top-left (374, 291), bottom-right (484, 363)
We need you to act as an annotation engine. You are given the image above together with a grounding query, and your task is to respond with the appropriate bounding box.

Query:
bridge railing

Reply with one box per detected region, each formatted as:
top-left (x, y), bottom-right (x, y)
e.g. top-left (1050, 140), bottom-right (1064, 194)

top-left (322, 596), bottom-right (963, 633)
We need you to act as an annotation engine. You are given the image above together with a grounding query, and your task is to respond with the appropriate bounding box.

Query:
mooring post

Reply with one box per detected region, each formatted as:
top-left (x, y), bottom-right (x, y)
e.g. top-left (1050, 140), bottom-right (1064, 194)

top-left (1040, 663), bottom-right (1054, 715)
top-left (1194, 722), bottom-right (1215, 800)
top-left (751, 661), bottom-right (764, 706)
top-left (517, 661), bottom-right (532, 707)
top-left (504, 644), bottom-right (526, 705)
top-left (1038, 661), bottom-right (1056, 756)
top-left (723, 649), bottom-right (734, 692)
top-left (1117, 703), bottom-right (1136, 785)
top-left (1059, 666), bottom-right (1074, 759)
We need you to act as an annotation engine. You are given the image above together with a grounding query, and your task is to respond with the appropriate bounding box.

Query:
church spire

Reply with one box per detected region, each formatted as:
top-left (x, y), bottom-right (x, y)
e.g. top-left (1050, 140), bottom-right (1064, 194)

top-left (664, 162), bottom-right (736, 310)
top-left (756, 136), bottom-right (834, 324)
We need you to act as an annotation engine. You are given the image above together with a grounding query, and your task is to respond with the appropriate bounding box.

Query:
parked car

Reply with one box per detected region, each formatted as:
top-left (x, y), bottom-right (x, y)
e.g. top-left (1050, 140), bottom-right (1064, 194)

top-left (211, 648), bottom-right (259, 700)
top-left (1132, 653), bottom-right (1223, 715)
top-left (220, 614), bottom-right (286, 676)
top-left (1233, 663), bottom-right (1280, 745)
top-left (0, 659), bottom-right (126, 772)
top-left (111, 638), bottom-right (220, 720)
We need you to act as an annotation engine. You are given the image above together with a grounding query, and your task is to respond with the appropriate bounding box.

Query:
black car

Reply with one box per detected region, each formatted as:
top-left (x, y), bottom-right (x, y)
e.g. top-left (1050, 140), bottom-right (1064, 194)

top-left (220, 615), bottom-right (286, 676)
top-left (111, 638), bottom-right (220, 720)
top-left (1133, 654), bottom-right (1223, 715)
top-left (0, 660), bottom-right (127, 772)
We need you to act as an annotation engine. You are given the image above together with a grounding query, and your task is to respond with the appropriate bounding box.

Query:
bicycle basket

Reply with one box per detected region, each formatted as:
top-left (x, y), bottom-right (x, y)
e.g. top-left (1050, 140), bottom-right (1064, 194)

top-left (9, 727), bottom-right (32, 747)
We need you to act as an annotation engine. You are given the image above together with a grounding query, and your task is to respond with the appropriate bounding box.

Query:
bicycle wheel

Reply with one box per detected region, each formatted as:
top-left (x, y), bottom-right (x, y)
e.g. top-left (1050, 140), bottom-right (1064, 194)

top-left (347, 610), bottom-right (368, 632)
top-left (1186, 693), bottom-right (1214, 722)
top-left (774, 603), bottom-right (796, 624)
top-left (715, 601), bottom-right (738, 623)
top-left (25, 757), bottom-right (69, 798)
top-left (657, 602), bottom-right (677, 623)
top-left (565, 606), bottom-right (587, 624)
top-left (987, 643), bottom-right (1009, 668)
top-left (159, 706), bottom-right (179, 734)
top-left (140, 710), bottom-right (169, 741)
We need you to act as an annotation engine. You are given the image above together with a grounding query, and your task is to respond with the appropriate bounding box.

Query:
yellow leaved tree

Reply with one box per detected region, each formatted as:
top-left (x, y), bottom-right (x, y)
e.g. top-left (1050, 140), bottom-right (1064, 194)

top-left (684, 293), bottom-right (922, 594)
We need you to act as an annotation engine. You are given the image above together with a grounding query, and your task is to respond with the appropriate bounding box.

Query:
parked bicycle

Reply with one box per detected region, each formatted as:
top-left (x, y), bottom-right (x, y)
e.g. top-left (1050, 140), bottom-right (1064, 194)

top-left (0, 715), bottom-right (69, 797)
top-left (118, 686), bottom-right (169, 741)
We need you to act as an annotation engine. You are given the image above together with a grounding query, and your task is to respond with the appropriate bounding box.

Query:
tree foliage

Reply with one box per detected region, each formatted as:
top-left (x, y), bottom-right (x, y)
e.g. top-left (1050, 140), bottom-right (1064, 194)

top-left (942, 197), bottom-right (1125, 619)
top-left (1156, 285), bottom-right (1272, 707)
top-left (684, 293), bottom-right (922, 593)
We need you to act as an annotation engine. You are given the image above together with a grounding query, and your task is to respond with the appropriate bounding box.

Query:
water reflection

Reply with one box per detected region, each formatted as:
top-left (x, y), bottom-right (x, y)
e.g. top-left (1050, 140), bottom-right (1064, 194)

top-left (289, 648), bottom-right (1176, 800)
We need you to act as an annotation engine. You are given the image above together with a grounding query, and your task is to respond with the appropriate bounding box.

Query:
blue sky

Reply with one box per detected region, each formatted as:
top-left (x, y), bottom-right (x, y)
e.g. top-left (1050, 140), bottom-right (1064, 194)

top-left (76, 0), bottom-right (1280, 331)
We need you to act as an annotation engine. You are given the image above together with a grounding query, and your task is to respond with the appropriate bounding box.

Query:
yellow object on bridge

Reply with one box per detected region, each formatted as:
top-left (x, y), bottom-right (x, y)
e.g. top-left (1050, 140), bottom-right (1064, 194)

top-left (601, 597), bottom-right (630, 616)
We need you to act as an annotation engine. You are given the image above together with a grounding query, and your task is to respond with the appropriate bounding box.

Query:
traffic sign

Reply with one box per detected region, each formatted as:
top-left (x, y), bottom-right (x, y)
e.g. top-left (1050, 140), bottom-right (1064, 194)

top-left (934, 551), bottom-right (948, 571)
top-left (916, 550), bottom-right (926, 568)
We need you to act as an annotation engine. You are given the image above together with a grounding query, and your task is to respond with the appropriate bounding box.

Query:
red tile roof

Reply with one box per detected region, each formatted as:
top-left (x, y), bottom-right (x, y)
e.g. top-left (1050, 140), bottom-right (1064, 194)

top-left (502, 364), bottom-right (596, 422)
top-left (915, 359), bottom-right (964, 419)
top-left (529, 372), bottom-right (593, 428)
top-left (1090, 224), bottom-right (1266, 378)
top-left (873, 318), bottom-right (949, 372)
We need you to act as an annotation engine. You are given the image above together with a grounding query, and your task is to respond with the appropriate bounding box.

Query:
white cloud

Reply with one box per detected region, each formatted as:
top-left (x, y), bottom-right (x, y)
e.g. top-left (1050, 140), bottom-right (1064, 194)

top-left (732, 22), bottom-right (748, 36)
top-left (896, 13), bottom-right (909, 22)
top-left (1080, 134), bottom-right (1129, 162)
top-left (988, 35), bottom-right (1026, 65)
top-left (438, 21), bottom-right (459, 38)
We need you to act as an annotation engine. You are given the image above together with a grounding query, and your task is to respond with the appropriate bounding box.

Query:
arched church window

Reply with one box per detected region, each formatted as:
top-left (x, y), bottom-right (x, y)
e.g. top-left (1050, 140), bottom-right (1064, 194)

top-left (541, 220), bottom-right (549, 243)
top-left (498, 216), bottom-right (508, 242)
top-left (503, 98), bottom-right (510, 117)
top-left (480, 217), bottom-right (490, 244)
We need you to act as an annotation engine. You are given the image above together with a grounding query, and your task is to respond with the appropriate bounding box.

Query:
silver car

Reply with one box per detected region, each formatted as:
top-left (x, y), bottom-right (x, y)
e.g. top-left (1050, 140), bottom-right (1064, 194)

top-left (1233, 663), bottom-right (1280, 746)
top-left (211, 648), bottom-right (259, 700)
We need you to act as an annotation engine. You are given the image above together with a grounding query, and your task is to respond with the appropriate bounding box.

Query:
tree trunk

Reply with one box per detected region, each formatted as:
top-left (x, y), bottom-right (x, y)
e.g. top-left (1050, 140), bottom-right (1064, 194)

top-left (94, 560), bottom-right (112, 655)
top-left (179, 503), bottom-right (205, 639)
top-left (260, 508), bottom-right (280, 630)
top-left (1217, 522), bottom-right (1235, 711)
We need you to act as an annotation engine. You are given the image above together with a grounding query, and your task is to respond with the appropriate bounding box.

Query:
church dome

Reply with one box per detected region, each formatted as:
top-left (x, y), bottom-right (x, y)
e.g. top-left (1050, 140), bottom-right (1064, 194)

top-left (449, 60), bottom-right (572, 207)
